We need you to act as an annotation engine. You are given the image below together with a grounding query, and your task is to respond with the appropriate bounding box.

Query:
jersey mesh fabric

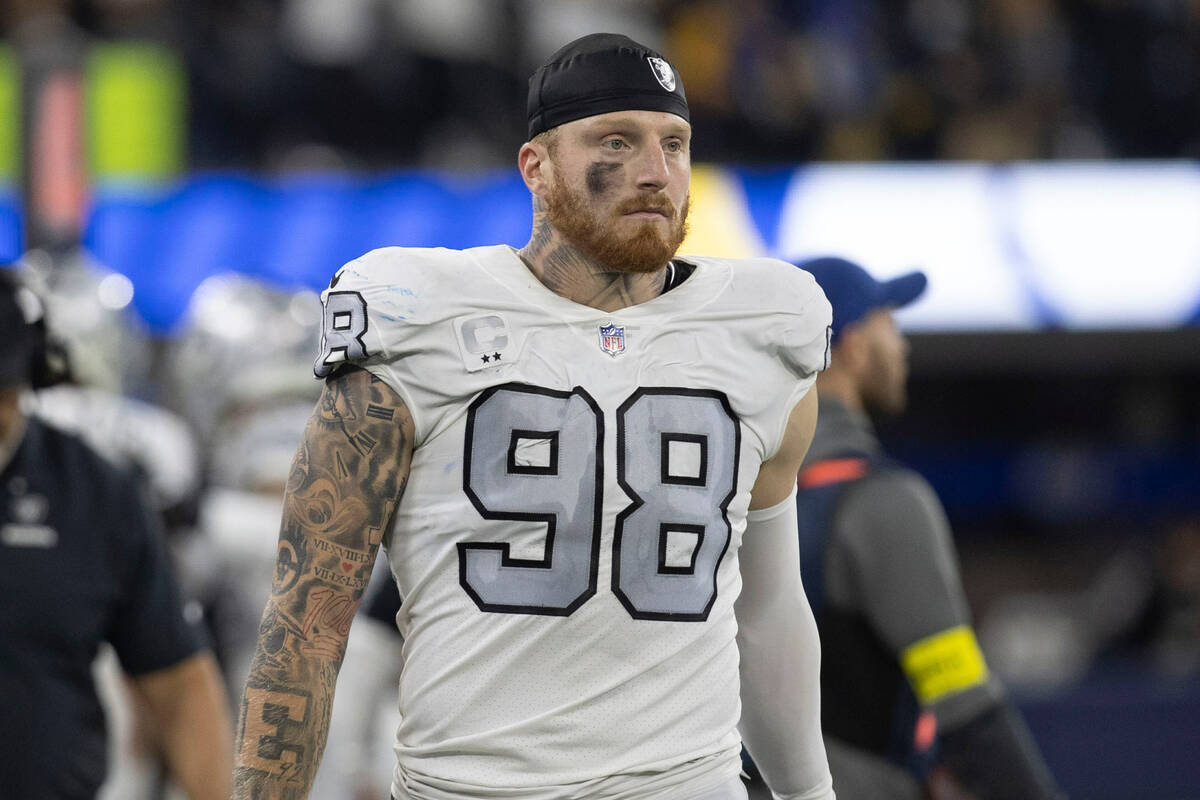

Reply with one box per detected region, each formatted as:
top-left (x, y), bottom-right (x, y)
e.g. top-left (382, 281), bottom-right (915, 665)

top-left (316, 245), bottom-right (831, 798)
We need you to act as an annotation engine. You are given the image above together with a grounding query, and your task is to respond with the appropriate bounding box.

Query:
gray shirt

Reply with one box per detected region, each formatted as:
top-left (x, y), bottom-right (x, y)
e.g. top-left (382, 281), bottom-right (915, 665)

top-left (808, 395), bottom-right (1002, 730)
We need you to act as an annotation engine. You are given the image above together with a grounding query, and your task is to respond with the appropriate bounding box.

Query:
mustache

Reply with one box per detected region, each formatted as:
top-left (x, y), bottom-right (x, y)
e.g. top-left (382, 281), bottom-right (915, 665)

top-left (615, 196), bottom-right (677, 217)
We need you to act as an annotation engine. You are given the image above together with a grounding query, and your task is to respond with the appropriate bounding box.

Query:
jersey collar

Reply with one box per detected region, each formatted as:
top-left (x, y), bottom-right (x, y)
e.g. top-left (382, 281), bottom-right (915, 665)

top-left (468, 245), bottom-right (730, 325)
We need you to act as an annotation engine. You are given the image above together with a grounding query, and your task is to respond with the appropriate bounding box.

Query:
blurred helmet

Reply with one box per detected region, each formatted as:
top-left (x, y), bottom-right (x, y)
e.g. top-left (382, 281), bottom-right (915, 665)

top-left (19, 249), bottom-right (153, 394)
top-left (1, 264), bottom-right (73, 389)
top-left (209, 400), bottom-right (315, 493)
top-left (33, 384), bottom-right (203, 524)
top-left (166, 273), bottom-right (323, 490)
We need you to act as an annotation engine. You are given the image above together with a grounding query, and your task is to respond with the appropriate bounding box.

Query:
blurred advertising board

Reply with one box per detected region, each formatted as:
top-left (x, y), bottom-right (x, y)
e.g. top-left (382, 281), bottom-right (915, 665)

top-left (2, 162), bottom-right (1198, 334)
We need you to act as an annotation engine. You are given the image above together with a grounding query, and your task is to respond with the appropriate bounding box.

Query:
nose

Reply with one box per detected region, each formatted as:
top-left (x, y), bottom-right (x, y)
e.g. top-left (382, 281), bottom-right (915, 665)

top-left (634, 146), bottom-right (670, 192)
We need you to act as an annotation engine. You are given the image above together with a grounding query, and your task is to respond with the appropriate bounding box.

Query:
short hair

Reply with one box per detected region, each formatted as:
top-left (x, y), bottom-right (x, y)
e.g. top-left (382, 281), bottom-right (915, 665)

top-left (532, 127), bottom-right (559, 156)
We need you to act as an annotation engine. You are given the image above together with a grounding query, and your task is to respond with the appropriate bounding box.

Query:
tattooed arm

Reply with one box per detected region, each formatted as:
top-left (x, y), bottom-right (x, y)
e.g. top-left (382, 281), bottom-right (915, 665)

top-left (232, 366), bottom-right (413, 799)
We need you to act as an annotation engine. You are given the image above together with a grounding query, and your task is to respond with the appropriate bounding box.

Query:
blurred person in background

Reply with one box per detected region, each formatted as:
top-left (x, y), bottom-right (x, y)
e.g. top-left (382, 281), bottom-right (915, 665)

top-left (753, 256), bottom-right (1063, 800)
top-left (31, 329), bottom-right (207, 800)
top-left (981, 512), bottom-right (1200, 690)
top-left (167, 272), bottom-right (405, 800)
top-left (18, 251), bottom-right (157, 396)
top-left (233, 32), bottom-right (835, 800)
top-left (13, 253), bottom-right (208, 799)
top-left (164, 273), bottom-right (325, 702)
top-left (1103, 517), bottom-right (1200, 678)
top-left (0, 269), bottom-right (233, 800)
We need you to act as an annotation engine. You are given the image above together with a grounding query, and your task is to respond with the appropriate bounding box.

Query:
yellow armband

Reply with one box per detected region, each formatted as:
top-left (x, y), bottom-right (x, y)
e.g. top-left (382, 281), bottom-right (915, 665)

top-left (900, 625), bottom-right (989, 705)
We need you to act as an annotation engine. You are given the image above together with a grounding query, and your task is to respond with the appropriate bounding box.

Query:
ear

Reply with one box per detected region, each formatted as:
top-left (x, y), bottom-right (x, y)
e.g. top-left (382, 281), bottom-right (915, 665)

top-left (518, 141), bottom-right (553, 199)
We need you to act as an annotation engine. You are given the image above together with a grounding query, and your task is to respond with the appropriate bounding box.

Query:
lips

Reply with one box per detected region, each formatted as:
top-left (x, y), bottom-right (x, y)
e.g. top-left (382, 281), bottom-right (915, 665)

top-left (626, 209), bottom-right (668, 217)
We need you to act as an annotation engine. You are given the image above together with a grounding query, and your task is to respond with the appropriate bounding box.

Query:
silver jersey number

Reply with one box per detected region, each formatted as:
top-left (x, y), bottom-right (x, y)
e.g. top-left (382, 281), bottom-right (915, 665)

top-left (461, 383), bottom-right (739, 621)
top-left (314, 290), bottom-right (369, 378)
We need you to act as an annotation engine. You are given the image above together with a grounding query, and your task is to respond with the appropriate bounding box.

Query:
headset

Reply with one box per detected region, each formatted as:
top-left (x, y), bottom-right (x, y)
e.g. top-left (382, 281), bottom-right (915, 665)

top-left (0, 268), bottom-right (73, 389)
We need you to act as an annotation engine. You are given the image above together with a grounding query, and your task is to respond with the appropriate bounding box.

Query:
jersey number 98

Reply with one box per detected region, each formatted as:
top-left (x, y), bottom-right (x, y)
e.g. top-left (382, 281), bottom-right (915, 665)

top-left (461, 383), bottom-right (740, 622)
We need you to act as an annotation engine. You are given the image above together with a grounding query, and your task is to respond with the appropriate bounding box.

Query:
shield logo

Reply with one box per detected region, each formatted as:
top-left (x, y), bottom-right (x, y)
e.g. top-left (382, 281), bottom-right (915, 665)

top-left (647, 57), bottom-right (676, 92)
top-left (598, 323), bottom-right (626, 357)
top-left (11, 493), bottom-right (48, 525)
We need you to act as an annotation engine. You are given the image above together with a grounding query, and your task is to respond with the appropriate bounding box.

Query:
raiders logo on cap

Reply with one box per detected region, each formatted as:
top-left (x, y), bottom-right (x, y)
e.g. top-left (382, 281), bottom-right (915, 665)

top-left (647, 57), bottom-right (676, 92)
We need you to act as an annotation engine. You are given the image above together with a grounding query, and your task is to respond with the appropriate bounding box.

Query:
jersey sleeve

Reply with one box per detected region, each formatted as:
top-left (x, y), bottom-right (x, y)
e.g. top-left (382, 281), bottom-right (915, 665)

top-left (313, 250), bottom-right (401, 380)
top-left (311, 248), bottom-right (431, 432)
top-left (730, 258), bottom-right (834, 461)
top-left (775, 263), bottom-right (833, 384)
top-left (107, 475), bottom-right (206, 675)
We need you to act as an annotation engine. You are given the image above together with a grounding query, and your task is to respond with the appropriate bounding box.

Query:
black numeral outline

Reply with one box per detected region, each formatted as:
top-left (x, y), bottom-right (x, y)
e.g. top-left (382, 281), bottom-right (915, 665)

top-left (506, 429), bottom-right (560, 476)
top-left (315, 290), bottom-right (369, 377)
top-left (613, 387), bottom-right (740, 622)
top-left (460, 384), bottom-right (740, 622)
top-left (459, 383), bottom-right (604, 616)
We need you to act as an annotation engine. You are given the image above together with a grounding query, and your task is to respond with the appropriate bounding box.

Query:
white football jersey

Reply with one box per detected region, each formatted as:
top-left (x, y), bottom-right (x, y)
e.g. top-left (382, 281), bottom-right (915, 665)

top-left (314, 244), bottom-right (832, 800)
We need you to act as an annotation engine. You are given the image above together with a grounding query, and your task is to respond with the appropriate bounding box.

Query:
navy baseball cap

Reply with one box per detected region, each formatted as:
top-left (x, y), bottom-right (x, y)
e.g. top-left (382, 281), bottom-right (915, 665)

top-left (0, 270), bottom-right (35, 386)
top-left (797, 256), bottom-right (927, 343)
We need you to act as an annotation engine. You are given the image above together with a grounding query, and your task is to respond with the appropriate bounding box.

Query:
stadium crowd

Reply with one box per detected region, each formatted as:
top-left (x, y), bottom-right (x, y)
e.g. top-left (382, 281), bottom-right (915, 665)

top-left (3, 0), bottom-right (1200, 169)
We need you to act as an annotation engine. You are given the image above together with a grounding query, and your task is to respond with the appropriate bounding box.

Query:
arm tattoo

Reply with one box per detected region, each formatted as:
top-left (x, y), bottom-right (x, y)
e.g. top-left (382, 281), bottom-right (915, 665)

top-left (232, 367), bottom-right (412, 798)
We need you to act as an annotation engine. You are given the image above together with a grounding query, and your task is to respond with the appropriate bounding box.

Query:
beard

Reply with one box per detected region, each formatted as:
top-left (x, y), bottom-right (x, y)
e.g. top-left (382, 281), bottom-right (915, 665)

top-left (862, 359), bottom-right (908, 418)
top-left (544, 173), bottom-right (690, 274)
top-left (864, 386), bottom-right (907, 419)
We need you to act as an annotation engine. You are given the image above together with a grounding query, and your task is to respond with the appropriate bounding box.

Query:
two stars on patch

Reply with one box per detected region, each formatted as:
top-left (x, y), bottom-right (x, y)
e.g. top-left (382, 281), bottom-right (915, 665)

top-left (455, 314), bottom-right (628, 372)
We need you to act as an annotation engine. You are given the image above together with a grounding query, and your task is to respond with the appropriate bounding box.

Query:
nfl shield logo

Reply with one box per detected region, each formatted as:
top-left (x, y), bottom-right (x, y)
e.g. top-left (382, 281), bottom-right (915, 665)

top-left (598, 323), bottom-right (626, 357)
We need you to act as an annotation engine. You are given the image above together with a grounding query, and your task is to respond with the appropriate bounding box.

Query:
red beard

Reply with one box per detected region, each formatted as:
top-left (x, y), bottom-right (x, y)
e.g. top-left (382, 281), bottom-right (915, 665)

top-left (544, 173), bottom-right (690, 274)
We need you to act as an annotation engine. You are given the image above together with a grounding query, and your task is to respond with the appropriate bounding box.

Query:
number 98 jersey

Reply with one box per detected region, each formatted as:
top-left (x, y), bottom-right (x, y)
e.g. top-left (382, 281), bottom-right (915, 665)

top-left (315, 244), bottom-right (831, 800)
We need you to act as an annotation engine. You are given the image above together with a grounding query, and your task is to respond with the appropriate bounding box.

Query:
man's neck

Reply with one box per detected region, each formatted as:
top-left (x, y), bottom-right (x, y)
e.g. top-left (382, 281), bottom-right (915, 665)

top-left (814, 374), bottom-right (862, 413)
top-left (517, 214), bottom-right (668, 312)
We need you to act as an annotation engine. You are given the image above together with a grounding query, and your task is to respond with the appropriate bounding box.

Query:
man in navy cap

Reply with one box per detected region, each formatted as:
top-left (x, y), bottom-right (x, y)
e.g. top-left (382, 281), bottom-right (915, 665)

top-left (772, 256), bottom-right (1064, 799)
top-left (234, 32), bottom-right (835, 800)
top-left (0, 270), bottom-right (233, 799)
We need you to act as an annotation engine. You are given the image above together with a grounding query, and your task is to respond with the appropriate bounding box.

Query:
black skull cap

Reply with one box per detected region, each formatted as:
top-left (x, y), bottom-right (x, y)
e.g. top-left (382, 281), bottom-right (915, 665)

top-left (527, 33), bottom-right (689, 140)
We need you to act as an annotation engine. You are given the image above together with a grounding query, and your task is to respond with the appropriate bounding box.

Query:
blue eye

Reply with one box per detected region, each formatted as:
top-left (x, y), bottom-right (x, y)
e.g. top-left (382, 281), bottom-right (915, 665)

top-left (605, 139), bottom-right (625, 151)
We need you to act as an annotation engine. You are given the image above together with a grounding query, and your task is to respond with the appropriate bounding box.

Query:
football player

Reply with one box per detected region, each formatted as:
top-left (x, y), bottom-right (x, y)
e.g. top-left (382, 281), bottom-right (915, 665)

top-left (233, 34), bottom-right (836, 800)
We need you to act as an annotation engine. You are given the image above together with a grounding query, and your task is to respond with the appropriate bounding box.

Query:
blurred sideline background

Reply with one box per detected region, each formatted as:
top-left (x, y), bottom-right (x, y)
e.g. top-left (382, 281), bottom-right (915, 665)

top-left (2, 1), bottom-right (1200, 799)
